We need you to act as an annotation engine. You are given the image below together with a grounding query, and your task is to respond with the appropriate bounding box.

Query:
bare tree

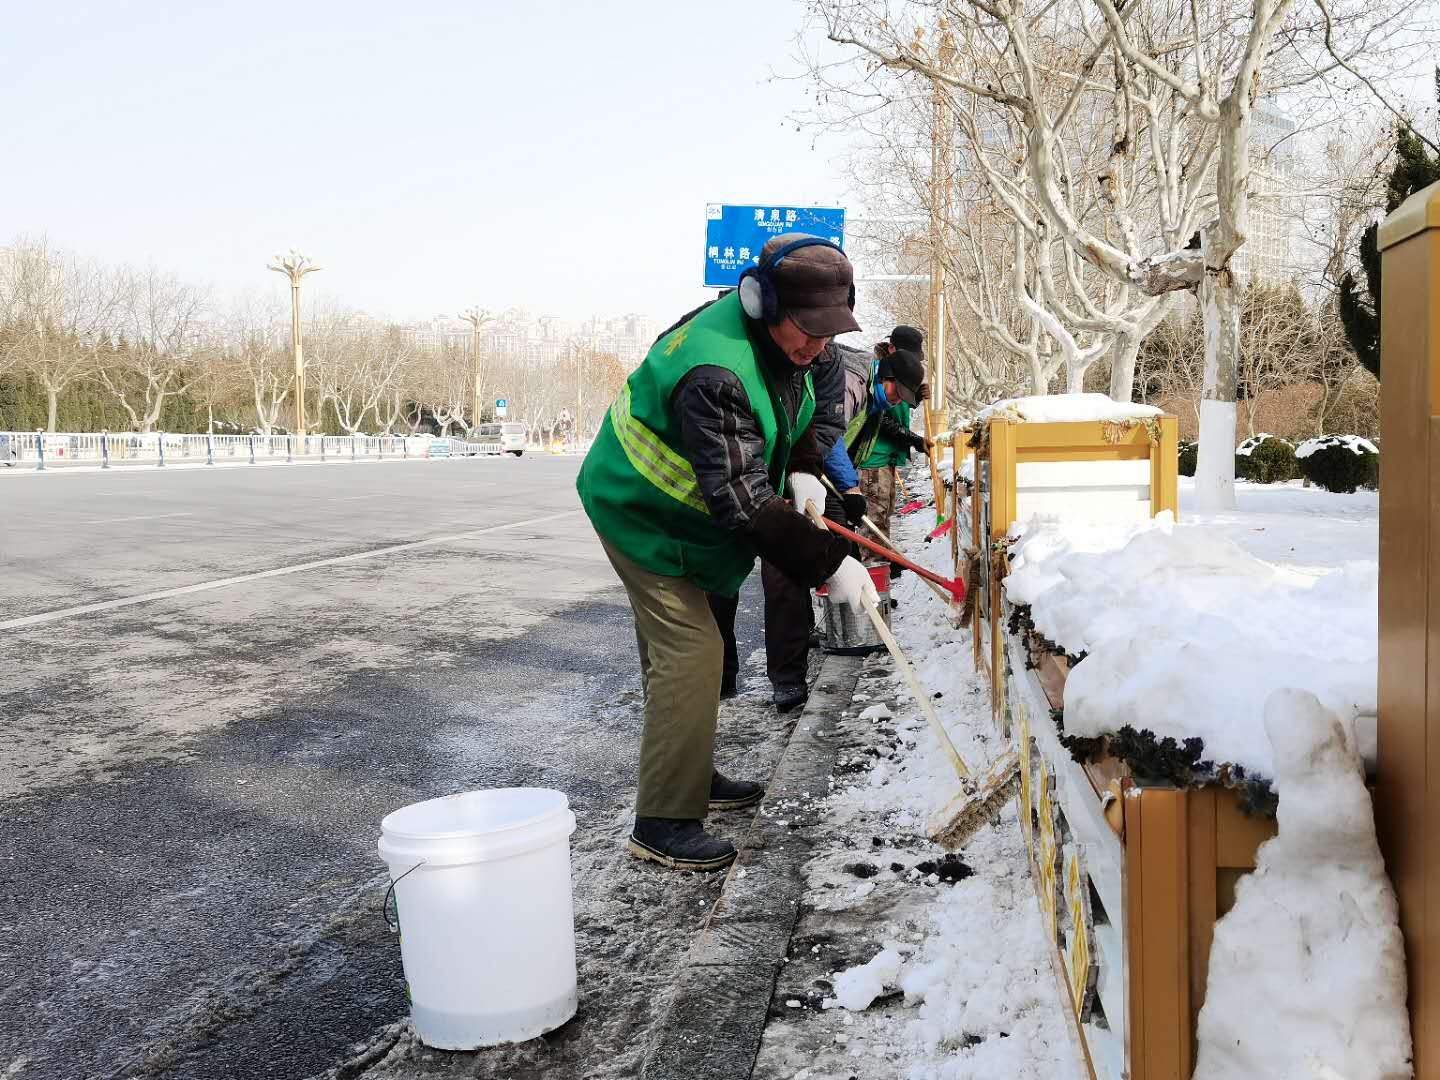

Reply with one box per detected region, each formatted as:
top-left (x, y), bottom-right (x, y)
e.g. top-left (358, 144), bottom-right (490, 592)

top-left (1, 238), bottom-right (122, 430)
top-left (97, 266), bottom-right (208, 433)
top-left (808, 0), bottom-right (1427, 509)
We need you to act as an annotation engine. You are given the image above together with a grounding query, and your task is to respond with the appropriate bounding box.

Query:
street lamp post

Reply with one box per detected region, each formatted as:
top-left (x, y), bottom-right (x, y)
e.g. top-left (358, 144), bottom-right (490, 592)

top-left (927, 25), bottom-right (956, 433)
top-left (268, 250), bottom-right (322, 438)
top-left (460, 308), bottom-right (492, 426)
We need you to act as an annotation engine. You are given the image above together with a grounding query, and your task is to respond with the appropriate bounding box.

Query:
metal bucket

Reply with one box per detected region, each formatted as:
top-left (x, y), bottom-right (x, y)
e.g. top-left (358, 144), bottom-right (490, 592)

top-left (817, 565), bottom-right (891, 655)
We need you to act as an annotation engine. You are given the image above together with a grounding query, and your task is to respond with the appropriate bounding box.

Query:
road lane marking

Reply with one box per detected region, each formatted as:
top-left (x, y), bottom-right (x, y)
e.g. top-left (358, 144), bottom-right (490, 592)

top-left (75, 512), bottom-right (195, 525)
top-left (1, 509), bottom-right (584, 631)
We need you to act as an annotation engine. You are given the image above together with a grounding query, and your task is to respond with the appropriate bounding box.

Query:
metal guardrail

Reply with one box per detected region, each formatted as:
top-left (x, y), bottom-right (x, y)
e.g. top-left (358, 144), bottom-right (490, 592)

top-left (0, 431), bottom-right (495, 471)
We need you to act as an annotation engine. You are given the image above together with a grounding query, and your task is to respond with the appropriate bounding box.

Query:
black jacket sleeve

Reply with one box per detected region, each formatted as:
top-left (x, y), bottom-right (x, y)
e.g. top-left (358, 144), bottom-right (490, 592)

top-left (672, 366), bottom-right (777, 530)
top-left (807, 345), bottom-right (848, 458)
top-left (879, 410), bottom-right (929, 455)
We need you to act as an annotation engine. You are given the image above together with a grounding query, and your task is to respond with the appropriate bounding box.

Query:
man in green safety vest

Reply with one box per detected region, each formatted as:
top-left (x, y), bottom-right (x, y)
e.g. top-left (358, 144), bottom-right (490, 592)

top-left (576, 234), bottom-right (877, 871)
top-left (845, 328), bottom-right (932, 549)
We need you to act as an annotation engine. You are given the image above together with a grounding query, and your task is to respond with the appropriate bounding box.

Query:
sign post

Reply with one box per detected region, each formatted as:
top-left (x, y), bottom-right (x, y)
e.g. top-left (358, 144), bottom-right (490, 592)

top-left (703, 204), bottom-right (846, 289)
top-left (495, 398), bottom-right (508, 419)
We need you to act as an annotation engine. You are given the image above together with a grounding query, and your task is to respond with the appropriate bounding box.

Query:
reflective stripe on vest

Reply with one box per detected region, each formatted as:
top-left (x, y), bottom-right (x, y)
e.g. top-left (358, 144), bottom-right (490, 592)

top-left (609, 384), bottom-right (709, 515)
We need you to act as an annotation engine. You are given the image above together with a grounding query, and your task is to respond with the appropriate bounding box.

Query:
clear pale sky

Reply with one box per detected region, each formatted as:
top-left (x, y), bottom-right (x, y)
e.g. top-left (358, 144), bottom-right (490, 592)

top-left (0, 1), bottom-right (851, 324)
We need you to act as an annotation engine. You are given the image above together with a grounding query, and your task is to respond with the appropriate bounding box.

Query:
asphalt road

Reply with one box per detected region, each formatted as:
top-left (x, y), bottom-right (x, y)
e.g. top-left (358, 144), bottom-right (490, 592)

top-left (0, 457), bottom-right (772, 1080)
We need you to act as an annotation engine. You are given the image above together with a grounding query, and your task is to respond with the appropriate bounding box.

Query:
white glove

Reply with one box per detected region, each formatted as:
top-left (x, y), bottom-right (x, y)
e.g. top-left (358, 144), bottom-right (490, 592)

top-left (788, 471), bottom-right (827, 520)
top-left (826, 556), bottom-right (879, 609)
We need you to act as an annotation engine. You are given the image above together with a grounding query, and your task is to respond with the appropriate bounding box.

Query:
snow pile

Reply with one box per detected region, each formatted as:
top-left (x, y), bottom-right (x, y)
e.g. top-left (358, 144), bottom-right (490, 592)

top-left (1194, 690), bottom-right (1410, 1079)
top-left (1296, 434), bottom-right (1378, 460)
top-left (1003, 513), bottom-right (1377, 777)
top-left (975, 392), bottom-right (1162, 426)
top-left (830, 948), bottom-right (905, 1011)
top-left (1235, 433), bottom-right (1290, 457)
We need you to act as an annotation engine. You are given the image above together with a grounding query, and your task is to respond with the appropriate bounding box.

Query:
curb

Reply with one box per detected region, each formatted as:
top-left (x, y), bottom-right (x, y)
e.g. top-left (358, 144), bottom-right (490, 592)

top-left (641, 652), bottom-right (865, 1080)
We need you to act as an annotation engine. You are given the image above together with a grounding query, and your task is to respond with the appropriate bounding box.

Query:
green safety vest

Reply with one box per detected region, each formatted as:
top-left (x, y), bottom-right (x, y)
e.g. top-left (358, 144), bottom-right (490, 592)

top-left (576, 292), bottom-right (815, 597)
top-left (843, 362), bottom-right (886, 467)
top-left (860, 402), bottom-right (913, 468)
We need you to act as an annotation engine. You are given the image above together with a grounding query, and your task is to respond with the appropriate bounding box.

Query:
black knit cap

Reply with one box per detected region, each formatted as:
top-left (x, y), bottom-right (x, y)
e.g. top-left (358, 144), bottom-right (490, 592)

top-left (890, 325), bottom-right (925, 356)
top-left (877, 347), bottom-right (926, 407)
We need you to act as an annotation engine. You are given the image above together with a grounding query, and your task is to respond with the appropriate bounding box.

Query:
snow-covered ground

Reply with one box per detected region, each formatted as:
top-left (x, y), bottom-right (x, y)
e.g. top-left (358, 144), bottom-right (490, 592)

top-left (753, 501), bottom-right (1087, 1080)
top-left (756, 472), bottom-right (1404, 1079)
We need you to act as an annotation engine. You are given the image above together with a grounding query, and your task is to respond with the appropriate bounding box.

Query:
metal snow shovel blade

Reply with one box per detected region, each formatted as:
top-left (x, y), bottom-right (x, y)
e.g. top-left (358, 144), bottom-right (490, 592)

top-left (801, 500), bottom-right (1018, 850)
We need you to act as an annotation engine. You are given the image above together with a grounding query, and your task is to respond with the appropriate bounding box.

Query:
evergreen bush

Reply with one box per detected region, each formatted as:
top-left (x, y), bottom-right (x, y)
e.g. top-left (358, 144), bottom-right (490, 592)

top-left (1234, 434), bottom-right (1298, 484)
top-left (1178, 439), bottom-right (1197, 477)
top-left (1296, 435), bottom-right (1379, 493)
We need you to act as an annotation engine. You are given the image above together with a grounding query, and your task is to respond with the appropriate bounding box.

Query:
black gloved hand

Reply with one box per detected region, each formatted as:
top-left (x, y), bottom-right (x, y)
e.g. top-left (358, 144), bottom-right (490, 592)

top-left (842, 492), bottom-right (868, 527)
top-left (746, 497), bottom-right (852, 589)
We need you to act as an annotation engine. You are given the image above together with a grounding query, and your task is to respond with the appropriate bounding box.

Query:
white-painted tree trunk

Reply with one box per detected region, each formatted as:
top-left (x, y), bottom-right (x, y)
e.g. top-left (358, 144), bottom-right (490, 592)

top-left (1194, 262), bottom-right (1241, 512)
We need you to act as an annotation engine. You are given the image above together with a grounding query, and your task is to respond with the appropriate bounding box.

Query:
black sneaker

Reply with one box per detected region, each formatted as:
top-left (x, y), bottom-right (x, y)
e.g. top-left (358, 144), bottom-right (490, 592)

top-left (627, 818), bottom-right (737, 872)
top-left (772, 682), bottom-right (808, 714)
top-left (709, 770), bottom-right (764, 811)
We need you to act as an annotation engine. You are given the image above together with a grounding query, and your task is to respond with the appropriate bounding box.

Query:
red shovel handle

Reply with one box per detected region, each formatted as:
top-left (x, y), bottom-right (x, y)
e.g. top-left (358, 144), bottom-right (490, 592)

top-left (820, 515), bottom-right (966, 603)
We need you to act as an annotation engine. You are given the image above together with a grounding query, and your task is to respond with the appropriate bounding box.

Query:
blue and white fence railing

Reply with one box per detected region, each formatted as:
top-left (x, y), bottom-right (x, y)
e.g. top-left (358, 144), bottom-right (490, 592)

top-left (0, 432), bottom-right (492, 470)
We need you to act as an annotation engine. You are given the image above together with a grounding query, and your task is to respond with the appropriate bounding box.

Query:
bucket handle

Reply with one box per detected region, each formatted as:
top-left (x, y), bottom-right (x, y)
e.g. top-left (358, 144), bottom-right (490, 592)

top-left (382, 861), bottom-right (425, 933)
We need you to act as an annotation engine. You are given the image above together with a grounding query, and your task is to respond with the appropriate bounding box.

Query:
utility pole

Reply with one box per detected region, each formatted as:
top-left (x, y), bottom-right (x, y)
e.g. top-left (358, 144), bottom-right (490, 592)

top-left (267, 250), bottom-right (322, 438)
top-left (580, 320), bottom-right (597, 448)
top-left (460, 307), bottom-right (491, 426)
top-left (927, 25), bottom-right (956, 433)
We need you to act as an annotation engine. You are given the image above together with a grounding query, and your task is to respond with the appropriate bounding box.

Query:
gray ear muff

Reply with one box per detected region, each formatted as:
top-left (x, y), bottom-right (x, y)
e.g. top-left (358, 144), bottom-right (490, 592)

top-left (738, 273), bottom-right (765, 320)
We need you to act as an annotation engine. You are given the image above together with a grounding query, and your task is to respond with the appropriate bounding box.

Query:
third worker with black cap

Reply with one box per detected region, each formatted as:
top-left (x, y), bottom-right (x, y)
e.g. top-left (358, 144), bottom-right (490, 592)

top-left (820, 327), bottom-right (934, 553)
top-left (855, 325), bottom-right (933, 544)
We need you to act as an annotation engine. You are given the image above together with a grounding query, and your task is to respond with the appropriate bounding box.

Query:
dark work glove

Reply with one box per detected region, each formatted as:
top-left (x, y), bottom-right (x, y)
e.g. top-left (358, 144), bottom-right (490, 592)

top-left (842, 492), bottom-right (868, 526)
top-left (746, 497), bottom-right (851, 589)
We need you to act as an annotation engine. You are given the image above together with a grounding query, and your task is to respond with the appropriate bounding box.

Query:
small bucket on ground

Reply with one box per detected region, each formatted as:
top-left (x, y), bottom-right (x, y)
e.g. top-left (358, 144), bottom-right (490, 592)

top-left (816, 564), bottom-right (891, 655)
top-left (378, 788), bottom-right (578, 1049)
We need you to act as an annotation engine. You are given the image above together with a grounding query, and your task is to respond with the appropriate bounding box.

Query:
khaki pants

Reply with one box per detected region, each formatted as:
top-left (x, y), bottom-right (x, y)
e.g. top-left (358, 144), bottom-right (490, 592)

top-left (859, 466), bottom-right (898, 553)
top-left (600, 536), bottom-right (722, 820)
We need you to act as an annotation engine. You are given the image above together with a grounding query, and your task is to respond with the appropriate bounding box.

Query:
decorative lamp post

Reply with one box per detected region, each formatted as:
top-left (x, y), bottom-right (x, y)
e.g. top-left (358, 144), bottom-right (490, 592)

top-left (268, 249), bottom-right (322, 438)
top-left (460, 307), bottom-right (492, 427)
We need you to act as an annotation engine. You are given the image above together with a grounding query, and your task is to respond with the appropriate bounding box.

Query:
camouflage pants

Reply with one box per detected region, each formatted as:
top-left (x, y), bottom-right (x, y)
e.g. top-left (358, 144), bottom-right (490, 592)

top-left (859, 466), bottom-right (897, 557)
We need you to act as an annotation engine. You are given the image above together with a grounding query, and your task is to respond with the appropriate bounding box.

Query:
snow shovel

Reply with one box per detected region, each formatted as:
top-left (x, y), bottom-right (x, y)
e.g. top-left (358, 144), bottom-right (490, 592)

top-left (802, 500), bottom-right (1018, 849)
top-left (819, 473), bottom-right (959, 614)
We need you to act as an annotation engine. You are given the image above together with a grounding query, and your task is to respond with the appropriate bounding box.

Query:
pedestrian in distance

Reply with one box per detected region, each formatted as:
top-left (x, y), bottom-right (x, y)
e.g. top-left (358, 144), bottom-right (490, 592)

top-left (576, 233), bottom-right (879, 872)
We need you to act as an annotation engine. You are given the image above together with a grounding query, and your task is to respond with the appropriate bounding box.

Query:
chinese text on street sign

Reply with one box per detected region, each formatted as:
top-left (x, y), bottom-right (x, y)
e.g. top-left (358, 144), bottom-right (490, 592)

top-left (703, 203), bottom-right (847, 289)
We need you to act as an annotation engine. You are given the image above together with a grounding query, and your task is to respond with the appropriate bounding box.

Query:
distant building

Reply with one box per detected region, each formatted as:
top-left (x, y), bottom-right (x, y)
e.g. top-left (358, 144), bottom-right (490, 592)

top-left (1233, 105), bottom-right (1300, 284)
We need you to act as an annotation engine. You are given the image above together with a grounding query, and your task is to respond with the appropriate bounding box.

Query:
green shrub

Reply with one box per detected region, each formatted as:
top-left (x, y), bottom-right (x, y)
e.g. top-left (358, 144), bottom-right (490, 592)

top-left (1178, 440), bottom-right (1197, 477)
top-left (1296, 435), bottom-right (1379, 493)
top-left (1235, 434), bottom-right (1298, 484)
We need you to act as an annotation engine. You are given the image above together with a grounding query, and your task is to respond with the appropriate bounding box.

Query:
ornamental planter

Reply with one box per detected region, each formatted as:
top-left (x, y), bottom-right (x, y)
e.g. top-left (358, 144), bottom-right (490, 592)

top-left (962, 410), bottom-right (1284, 1079)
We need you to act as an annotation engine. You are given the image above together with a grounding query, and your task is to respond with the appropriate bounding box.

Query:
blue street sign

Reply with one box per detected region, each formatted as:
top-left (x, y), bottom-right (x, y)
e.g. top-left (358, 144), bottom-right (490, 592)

top-left (703, 203), bottom-right (846, 289)
top-left (495, 398), bottom-right (508, 408)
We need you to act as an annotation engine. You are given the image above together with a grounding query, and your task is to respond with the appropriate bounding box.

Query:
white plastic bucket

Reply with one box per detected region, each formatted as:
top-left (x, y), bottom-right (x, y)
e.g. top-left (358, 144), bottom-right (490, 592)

top-left (377, 787), bottom-right (578, 1049)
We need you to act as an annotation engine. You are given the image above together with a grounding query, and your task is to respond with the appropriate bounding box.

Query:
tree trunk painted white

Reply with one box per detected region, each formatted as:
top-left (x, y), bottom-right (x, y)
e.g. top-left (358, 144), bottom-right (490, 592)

top-left (1194, 260), bottom-right (1241, 512)
top-left (1107, 334), bottom-right (1140, 402)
